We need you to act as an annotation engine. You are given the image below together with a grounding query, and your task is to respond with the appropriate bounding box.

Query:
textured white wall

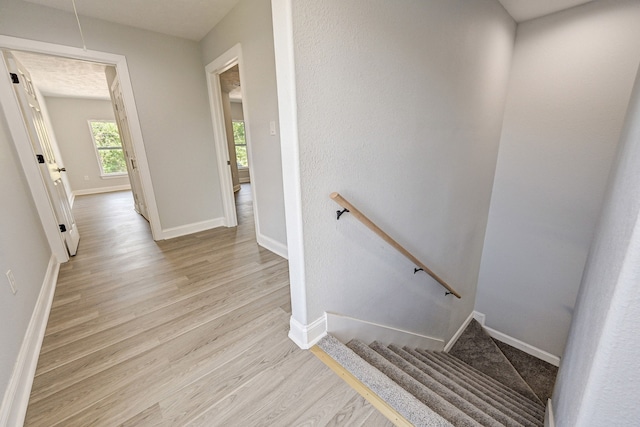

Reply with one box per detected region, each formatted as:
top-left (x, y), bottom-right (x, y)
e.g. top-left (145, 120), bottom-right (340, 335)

top-left (0, 0), bottom-right (224, 231)
top-left (554, 56), bottom-right (640, 427)
top-left (476, 0), bottom-right (640, 357)
top-left (230, 102), bottom-right (244, 121)
top-left (290, 0), bottom-right (516, 340)
top-left (0, 103), bottom-right (51, 402)
top-left (200, 0), bottom-right (286, 247)
top-left (44, 97), bottom-right (130, 193)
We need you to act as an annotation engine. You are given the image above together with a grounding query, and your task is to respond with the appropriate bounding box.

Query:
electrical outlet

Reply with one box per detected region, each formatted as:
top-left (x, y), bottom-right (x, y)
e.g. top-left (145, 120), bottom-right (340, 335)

top-left (84, 175), bottom-right (90, 181)
top-left (6, 270), bottom-right (17, 295)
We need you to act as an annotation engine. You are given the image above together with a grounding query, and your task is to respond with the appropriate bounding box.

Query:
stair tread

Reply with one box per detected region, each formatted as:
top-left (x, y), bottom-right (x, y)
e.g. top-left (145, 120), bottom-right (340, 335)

top-left (395, 346), bottom-right (543, 426)
top-left (492, 339), bottom-right (558, 403)
top-left (449, 320), bottom-right (542, 404)
top-left (318, 324), bottom-right (549, 427)
top-left (372, 342), bottom-right (530, 427)
top-left (318, 335), bottom-right (454, 426)
top-left (421, 350), bottom-right (545, 418)
top-left (348, 339), bottom-right (483, 427)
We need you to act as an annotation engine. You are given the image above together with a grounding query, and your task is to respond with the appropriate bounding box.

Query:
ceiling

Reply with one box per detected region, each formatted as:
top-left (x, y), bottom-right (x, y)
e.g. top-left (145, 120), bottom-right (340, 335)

top-left (497, 0), bottom-right (595, 22)
top-left (21, 0), bottom-right (243, 41)
top-left (15, 0), bottom-right (596, 100)
top-left (20, 0), bottom-right (598, 44)
top-left (12, 50), bottom-right (110, 99)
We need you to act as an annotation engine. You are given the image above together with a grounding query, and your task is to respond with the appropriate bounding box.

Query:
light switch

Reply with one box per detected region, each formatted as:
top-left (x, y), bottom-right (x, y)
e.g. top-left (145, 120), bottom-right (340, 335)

top-left (269, 121), bottom-right (277, 136)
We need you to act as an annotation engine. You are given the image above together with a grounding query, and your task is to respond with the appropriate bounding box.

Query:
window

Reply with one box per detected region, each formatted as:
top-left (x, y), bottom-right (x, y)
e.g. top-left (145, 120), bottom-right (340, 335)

top-left (232, 120), bottom-right (248, 168)
top-left (89, 121), bottom-right (127, 176)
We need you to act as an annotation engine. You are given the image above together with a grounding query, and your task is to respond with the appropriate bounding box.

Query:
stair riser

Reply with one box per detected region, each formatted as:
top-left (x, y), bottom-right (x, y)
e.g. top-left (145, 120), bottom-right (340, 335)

top-left (396, 346), bottom-right (543, 427)
top-left (416, 350), bottom-right (545, 421)
top-left (425, 350), bottom-right (545, 418)
top-left (348, 340), bottom-right (483, 427)
top-left (372, 343), bottom-right (530, 427)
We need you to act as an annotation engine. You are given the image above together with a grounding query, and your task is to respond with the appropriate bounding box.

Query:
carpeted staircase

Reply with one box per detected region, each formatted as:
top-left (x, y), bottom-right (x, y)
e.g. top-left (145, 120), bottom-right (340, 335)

top-left (318, 320), bottom-right (557, 426)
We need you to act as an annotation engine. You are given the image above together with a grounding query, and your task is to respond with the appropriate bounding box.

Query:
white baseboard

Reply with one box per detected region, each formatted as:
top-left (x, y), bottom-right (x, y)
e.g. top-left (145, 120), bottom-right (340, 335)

top-left (161, 217), bottom-right (226, 240)
top-left (0, 256), bottom-right (59, 427)
top-left (545, 399), bottom-right (555, 427)
top-left (474, 311), bottom-right (561, 367)
top-left (288, 315), bottom-right (327, 349)
top-left (444, 311), bottom-right (476, 352)
top-left (71, 184), bottom-right (132, 199)
top-left (257, 233), bottom-right (288, 259)
top-left (326, 313), bottom-right (445, 351)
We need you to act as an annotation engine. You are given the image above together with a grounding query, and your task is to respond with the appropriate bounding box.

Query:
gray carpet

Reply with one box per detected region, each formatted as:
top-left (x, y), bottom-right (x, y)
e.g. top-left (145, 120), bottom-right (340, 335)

top-left (493, 339), bottom-right (558, 403)
top-left (317, 335), bottom-right (453, 427)
top-left (317, 319), bottom-right (555, 426)
top-left (449, 320), bottom-right (542, 404)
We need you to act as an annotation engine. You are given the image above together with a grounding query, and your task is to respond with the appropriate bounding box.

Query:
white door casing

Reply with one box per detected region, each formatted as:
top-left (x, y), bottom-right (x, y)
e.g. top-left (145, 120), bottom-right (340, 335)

top-left (5, 51), bottom-right (80, 256)
top-left (0, 35), bottom-right (162, 246)
top-left (205, 43), bottom-right (259, 233)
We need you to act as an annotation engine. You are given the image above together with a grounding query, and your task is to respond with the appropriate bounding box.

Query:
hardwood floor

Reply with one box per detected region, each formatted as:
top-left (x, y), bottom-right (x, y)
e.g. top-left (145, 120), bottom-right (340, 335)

top-left (25, 185), bottom-right (391, 426)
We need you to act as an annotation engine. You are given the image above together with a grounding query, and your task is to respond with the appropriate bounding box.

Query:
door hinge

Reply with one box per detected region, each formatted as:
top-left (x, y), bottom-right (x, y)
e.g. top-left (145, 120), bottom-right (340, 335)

top-left (10, 73), bottom-right (19, 84)
top-left (59, 224), bottom-right (67, 232)
top-left (227, 160), bottom-right (231, 166)
top-left (36, 154), bottom-right (45, 164)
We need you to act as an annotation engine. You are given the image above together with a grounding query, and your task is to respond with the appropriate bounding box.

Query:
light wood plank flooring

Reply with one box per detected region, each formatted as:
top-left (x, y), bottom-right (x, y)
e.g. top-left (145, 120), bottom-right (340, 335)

top-left (25, 185), bottom-right (391, 426)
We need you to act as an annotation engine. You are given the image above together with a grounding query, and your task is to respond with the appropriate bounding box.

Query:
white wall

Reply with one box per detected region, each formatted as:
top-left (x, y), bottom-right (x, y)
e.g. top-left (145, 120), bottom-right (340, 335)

top-left (0, 103), bottom-right (51, 404)
top-left (553, 55), bottom-right (640, 427)
top-left (200, 0), bottom-right (286, 247)
top-left (475, 0), bottom-right (640, 357)
top-left (0, 0), bottom-right (224, 232)
top-left (44, 97), bottom-right (130, 194)
top-left (288, 0), bottom-right (516, 340)
top-left (231, 101), bottom-right (244, 121)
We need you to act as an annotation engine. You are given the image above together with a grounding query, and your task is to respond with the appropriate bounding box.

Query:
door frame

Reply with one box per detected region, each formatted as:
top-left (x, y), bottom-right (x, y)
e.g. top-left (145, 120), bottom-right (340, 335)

top-left (0, 36), bottom-right (162, 260)
top-left (205, 43), bottom-right (259, 230)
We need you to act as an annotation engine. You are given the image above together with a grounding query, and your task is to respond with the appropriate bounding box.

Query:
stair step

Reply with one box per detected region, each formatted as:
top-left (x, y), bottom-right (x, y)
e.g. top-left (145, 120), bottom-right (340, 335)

top-left (392, 346), bottom-right (542, 426)
top-left (419, 350), bottom-right (545, 419)
top-left (369, 342), bottom-right (528, 427)
top-left (348, 339), bottom-right (484, 427)
top-left (317, 319), bottom-right (550, 426)
top-left (317, 335), bottom-right (453, 426)
top-left (492, 339), bottom-right (558, 403)
top-left (449, 320), bottom-right (541, 404)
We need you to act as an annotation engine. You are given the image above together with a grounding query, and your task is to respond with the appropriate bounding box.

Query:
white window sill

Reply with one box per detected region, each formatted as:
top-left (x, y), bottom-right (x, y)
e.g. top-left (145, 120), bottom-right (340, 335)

top-left (100, 173), bottom-right (128, 180)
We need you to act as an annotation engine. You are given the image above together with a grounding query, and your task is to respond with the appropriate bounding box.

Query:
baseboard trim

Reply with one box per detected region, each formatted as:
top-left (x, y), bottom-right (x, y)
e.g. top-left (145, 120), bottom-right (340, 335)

top-left (545, 399), bottom-right (555, 427)
top-left (161, 217), bottom-right (226, 240)
top-left (0, 256), bottom-right (59, 427)
top-left (474, 311), bottom-right (561, 366)
top-left (288, 315), bottom-right (327, 349)
top-left (71, 184), bottom-right (132, 199)
top-left (257, 233), bottom-right (288, 259)
top-left (326, 313), bottom-right (444, 351)
top-left (444, 311), bottom-right (475, 352)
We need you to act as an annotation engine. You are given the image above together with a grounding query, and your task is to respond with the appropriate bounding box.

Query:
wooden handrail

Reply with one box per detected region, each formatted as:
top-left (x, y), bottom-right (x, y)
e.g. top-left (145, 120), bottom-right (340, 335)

top-left (330, 192), bottom-right (461, 299)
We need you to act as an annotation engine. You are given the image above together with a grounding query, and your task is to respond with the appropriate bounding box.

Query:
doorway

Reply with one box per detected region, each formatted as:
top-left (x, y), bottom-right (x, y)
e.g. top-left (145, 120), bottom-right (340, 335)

top-left (206, 44), bottom-right (259, 233)
top-left (0, 36), bottom-right (161, 261)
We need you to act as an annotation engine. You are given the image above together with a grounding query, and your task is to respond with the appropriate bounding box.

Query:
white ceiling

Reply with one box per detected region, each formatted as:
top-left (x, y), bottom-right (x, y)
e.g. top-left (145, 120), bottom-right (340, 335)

top-left (21, 0), bottom-right (243, 41)
top-left (20, 0), bottom-right (599, 42)
top-left (12, 51), bottom-right (110, 100)
top-left (15, 0), bottom-right (597, 100)
top-left (497, 0), bottom-right (595, 22)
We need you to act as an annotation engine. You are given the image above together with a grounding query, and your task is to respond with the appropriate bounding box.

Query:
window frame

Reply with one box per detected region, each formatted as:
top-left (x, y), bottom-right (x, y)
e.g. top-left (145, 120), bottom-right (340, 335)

top-left (232, 120), bottom-right (248, 170)
top-left (87, 120), bottom-right (128, 178)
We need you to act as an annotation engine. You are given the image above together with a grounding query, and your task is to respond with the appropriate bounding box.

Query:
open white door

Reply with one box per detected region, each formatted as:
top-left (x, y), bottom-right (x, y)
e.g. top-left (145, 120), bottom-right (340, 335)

top-left (107, 69), bottom-right (149, 221)
top-left (4, 51), bottom-right (80, 256)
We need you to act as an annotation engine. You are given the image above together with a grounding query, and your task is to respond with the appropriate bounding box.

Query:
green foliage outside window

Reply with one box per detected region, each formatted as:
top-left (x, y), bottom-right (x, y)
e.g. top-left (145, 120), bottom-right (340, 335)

top-left (90, 121), bottom-right (127, 175)
top-left (232, 121), bottom-right (248, 168)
